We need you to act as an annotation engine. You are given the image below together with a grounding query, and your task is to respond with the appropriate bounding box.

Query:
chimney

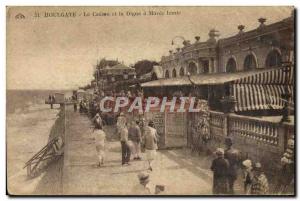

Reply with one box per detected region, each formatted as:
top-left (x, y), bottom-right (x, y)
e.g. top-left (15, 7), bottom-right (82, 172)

top-left (195, 36), bottom-right (200, 42)
top-left (176, 47), bottom-right (181, 52)
top-left (258, 17), bottom-right (266, 28)
top-left (238, 25), bottom-right (245, 34)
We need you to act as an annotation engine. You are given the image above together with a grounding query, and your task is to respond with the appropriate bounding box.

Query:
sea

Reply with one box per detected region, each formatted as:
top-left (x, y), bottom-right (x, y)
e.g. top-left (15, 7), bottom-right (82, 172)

top-left (6, 89), bottom-right (71, 195)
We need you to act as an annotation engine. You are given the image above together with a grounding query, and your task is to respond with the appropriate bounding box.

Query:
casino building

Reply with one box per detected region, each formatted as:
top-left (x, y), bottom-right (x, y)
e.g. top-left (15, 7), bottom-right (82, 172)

top-left (142, 15), bottom-right (294, 116)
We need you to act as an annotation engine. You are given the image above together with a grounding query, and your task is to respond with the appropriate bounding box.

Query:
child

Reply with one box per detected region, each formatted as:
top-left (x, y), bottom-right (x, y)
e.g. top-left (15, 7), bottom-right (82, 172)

top-left (250, 162), bottom-right (269, 195)
top-left (242, 159), bottom-right (253, 194)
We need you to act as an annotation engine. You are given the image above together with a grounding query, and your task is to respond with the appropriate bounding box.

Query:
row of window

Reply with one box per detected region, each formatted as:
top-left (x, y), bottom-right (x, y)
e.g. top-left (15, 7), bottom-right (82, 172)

top-left (164, 49), bottom-right (282, 78)
top-left (226, 49), bottom-right (281, 72)
top-left (165, 67), bottom-right (185, 78)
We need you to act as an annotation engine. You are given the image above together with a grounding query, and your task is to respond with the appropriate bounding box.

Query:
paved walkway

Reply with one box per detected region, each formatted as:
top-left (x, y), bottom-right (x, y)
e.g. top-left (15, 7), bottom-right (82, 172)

top-left (62, 105), bottom-right (242, 195)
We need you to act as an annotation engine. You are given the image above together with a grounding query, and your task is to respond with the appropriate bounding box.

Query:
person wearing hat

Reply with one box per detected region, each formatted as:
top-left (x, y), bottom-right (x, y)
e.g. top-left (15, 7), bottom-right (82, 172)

top-left (250, 162), bottom-right (269, 195)
top-left (142, 120), bottom-right (158, 171)
top-left (139, 117), bottom-right (147, 138)
top-left (131, 172), bottom-right (152, 195)
top-left (275, 137), bottom-right (294, 194)
top-left (224, 137), bottom-right (240, 194)
top-left (242, 159), bottom-right (253, 194)
top-left (119, 123), bottom-right (131, 166)
top-left (210, 148), bottom-right (229, 195)
top-left (128, 120), bottom-right (142, 160)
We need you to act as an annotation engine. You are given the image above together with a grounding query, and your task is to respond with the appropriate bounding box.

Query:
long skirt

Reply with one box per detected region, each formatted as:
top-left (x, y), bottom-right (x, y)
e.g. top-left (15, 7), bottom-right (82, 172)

top-left (96, 144), bottom-right (105, 161)
top-left (145, 149), bottom-right (156, 161)
top-left (213, 176), bottom-right (228, 194)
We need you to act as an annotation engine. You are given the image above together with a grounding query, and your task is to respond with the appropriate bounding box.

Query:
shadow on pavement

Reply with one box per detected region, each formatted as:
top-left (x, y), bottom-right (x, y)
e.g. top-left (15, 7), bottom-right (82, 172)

top-left (161, 150), bottom-right (212, 184)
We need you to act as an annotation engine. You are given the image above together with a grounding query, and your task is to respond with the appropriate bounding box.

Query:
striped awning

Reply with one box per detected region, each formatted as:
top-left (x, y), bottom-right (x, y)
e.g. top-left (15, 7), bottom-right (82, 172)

top-left (232, 67), bottom-right (294, 112)
top-left (233, 84), bottom-right (294, 111)
top-left (234, 66), bottom-right (294, 85)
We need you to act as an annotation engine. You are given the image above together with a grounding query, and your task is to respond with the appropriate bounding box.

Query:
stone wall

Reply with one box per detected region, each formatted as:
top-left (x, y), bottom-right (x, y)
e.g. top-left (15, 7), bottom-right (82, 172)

top-left (199, 111), bottom-right (293, 173)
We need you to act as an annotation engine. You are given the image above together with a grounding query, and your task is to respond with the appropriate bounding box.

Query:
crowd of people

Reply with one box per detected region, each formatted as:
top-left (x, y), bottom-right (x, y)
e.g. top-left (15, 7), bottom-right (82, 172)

top-left (70, 89), bottom-right (294, 195)
top-left (211, 136), bottom-right (294, 195)
top-left (211, 137), bottom-right (270, 195)
top-left (81, 96), bottom-right (159, 171)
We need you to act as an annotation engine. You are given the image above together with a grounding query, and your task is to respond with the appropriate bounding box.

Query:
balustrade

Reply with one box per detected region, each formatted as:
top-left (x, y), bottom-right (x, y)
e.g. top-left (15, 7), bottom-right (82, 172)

top-left (209, 111), bottom-right (225, 129)
top-left (228, 115), bottom-right (279, 146)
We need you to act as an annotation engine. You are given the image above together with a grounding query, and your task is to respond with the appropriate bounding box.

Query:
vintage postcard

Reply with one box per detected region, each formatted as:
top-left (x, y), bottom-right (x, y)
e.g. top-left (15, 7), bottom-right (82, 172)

top-left (6, 6), bottom-right (295, 196)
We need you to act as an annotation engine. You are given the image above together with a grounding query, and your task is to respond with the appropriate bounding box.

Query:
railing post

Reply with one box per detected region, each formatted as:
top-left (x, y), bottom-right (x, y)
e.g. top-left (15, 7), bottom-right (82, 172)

top-left (278, 123), bottom-right (287, 154)
top-left (223, 114), bottom-right (228, 136)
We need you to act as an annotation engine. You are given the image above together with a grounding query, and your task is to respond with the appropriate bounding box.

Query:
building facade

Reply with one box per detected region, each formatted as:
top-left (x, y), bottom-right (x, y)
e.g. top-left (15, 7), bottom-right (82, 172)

top-left (96, 63), bottom-right (136, 92)
top-left (160, 16), bottom-right (294, 78)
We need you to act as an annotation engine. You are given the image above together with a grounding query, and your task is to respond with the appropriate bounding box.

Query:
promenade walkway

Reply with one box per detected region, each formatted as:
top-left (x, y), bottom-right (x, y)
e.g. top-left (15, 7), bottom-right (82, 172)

top-left (62, 105), bottom-right (242, 195)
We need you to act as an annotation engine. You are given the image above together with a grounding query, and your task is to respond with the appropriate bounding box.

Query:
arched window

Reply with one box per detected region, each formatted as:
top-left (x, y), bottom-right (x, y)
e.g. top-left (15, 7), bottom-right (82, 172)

top-left (226, 58), bottom-right (237, 72)
top-left (165, 70), bottom-right (170, 78)
top-left (244, 54), bottom-right (257, 70)
top-left (266, 50), bottom-right (281, 67)
top-left (172, 69), bottom-right (177, 78)
top-left (179, 67), bottom-right (185, 76)
top-left (188, 62), bottom-right (197, 75)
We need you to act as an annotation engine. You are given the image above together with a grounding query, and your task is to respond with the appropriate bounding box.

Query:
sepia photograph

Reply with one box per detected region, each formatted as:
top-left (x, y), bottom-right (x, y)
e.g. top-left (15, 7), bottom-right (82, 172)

top-left (6, 6), bottom-right (295, 196)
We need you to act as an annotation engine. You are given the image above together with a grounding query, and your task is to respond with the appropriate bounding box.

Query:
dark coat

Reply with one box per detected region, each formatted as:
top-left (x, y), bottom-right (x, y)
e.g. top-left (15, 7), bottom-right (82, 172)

top-left (211, 157), bottom-right (229, 194)
top-left (225, 147), bottom-right (239, 179)
top-left (128, 125), bottom-right (142, 142)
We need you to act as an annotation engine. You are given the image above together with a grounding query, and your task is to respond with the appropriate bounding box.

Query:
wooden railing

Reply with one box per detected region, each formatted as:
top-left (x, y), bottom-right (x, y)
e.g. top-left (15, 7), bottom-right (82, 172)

top-left (24, 137), bottom-right (64, 178)
top-left (228, 114), bottom-right (279, 146)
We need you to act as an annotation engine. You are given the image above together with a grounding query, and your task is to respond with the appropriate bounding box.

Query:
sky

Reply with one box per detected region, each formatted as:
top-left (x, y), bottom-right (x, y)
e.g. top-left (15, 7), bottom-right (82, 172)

top-left (6, 6), bottom-right (293, 90)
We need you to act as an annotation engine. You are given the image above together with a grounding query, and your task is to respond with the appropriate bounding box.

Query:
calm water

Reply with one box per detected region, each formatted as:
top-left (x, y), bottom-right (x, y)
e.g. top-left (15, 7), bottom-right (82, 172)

top-left (6, 89), bottom-right (70, 194)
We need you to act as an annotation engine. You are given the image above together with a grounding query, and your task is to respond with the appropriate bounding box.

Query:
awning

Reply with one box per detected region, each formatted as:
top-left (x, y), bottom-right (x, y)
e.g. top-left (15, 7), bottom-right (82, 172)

top-left (141, 66), bottom-right (294, 112)
top-left (232, 67), bottom-right (294, 112)
top-left (234, 66), bottom-right (294, 85)
top-left (141, 66), bottom-right (294, 87)
top-left (141, 77), bottom-right (191, 87)
top-left (233, 84), bottom-right (293, 111)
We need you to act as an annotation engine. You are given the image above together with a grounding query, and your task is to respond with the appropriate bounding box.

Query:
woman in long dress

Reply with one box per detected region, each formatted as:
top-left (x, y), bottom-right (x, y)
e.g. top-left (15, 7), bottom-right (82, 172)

top-left (142, 121), bottom-right (158, 171)
top-left (93, 124), bottom-right (106, 167)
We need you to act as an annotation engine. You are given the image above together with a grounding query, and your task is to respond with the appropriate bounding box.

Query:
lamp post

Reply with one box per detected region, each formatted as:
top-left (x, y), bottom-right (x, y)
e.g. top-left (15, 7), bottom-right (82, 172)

top-left (281, 55), bottom-right (292, 123)
top-left (187, 72), bottom-right (196, 93)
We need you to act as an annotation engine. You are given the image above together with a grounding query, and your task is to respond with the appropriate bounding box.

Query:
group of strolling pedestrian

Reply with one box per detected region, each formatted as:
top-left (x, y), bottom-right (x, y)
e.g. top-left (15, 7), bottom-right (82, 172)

top-left (117, 113), bottom-right (159, 171)
top-left (74, 90), bottom-right (293, 196)
top-left (89, 110), bottom-right (159, 171)
top-left (211, 137), bottom-right (269, 195)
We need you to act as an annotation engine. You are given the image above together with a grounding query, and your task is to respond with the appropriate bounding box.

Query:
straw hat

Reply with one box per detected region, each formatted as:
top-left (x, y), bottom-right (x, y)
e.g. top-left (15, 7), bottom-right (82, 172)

top-left (242, 159), bottom-right (252, 168)
top-left (215, 148), bottom-right (224, 156)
